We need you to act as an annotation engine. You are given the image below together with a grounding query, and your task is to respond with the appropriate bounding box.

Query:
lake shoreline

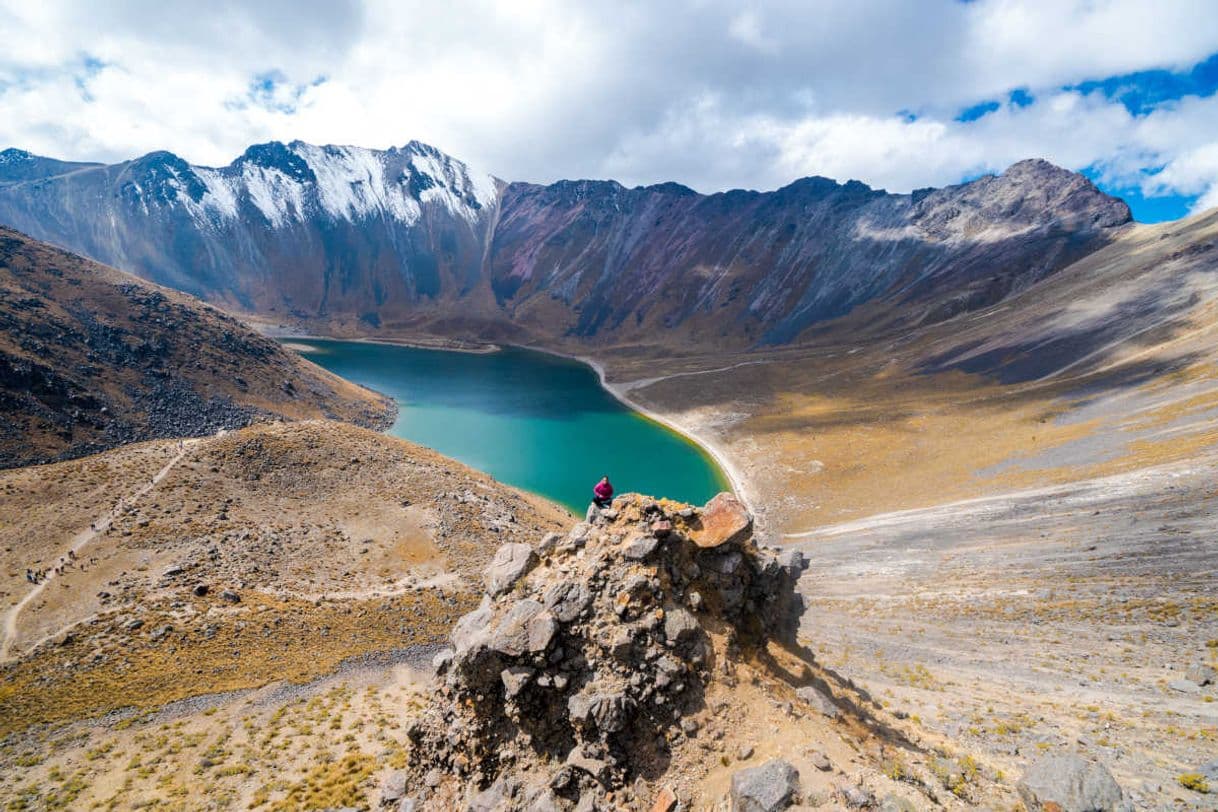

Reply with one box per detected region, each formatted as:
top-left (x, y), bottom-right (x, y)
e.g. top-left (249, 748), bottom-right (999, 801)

top-left (254, 323), bottom-right (501, 354)
top-left (279, 336), bottom-right (729, 513)
top-left (518, 344), bottom-right (750, 514)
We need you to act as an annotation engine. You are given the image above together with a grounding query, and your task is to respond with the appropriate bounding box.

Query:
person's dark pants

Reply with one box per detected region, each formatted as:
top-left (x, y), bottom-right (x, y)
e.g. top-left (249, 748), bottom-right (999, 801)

top-left (593, 497), bottom-right (612, 509)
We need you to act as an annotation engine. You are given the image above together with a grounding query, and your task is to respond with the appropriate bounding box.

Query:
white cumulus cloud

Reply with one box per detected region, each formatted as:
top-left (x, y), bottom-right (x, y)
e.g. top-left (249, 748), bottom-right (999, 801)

top-left (0, 0), bottom-right (1217, 216)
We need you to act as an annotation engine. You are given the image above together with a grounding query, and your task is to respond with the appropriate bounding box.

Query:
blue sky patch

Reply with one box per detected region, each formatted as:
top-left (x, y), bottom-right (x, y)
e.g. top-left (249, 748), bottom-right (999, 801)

top-left (1069, 52), bottom-right (1218, 116)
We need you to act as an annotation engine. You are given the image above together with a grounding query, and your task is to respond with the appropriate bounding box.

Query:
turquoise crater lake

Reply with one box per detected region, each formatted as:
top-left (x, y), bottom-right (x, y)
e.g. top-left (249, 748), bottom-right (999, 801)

top-left (288, 339), bottom-right (729, 513)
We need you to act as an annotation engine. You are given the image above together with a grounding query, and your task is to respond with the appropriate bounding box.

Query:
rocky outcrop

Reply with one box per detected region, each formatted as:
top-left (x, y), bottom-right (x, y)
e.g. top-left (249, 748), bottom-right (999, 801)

top-left (405, 492), bottom-right (808, 810)
top-left (0, 144), bottom-right (1131, 349)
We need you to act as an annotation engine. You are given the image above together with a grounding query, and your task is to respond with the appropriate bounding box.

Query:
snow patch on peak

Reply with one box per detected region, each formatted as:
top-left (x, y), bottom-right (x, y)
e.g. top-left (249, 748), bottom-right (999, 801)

top-left (240, 163), bottom-right (306, 228)
top-left (180, 168), bottom-right (239, 225)
top-left (291, 143), bottom-right (420, 224)
top-left (406, 150), bottom-right (497, 219)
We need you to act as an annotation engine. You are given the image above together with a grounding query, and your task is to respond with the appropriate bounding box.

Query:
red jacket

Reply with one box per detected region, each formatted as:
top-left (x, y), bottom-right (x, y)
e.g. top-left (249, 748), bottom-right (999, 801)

top-left (593, 480), bottom-right (613, 500)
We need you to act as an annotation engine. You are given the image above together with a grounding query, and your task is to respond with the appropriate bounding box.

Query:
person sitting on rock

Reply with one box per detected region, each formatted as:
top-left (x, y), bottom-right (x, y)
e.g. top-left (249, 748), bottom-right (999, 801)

top-left (592, 475), bottom-right (614, 509)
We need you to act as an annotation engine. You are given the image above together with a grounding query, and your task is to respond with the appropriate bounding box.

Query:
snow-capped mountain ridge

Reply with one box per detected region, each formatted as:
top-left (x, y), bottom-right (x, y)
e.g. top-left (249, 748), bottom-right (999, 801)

top-left (0, 144), bottom-right (1131, 346)
top-left (63, 140), bottom-right (500, 230)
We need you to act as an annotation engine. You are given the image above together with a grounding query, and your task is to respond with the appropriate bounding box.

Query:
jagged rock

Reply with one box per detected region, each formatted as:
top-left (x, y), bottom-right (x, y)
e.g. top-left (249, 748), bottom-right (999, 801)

top-left (565, 745), bottom-right (611, 781)
top-left (662, 607), bottom-right (700, 648)
top-left (432, 649), bottom-right (454, 674)
top-left (380, 770), bottom-right (408, 806)
top-left (730, 759), bottom-right (801, 812)
top-left (569, 686), bottom-right (634, 734)
top-left (543, 581), bottom-right (592, 623)
top-left (501, 666), bottom-right (533, 698)
top-left (489, 600), bottom-right (556, 656)
top-left (650, 786), bottom-right (678, 812)
top-left (219, 589), bottom-right (240, 603)
top-left (795, 686), bottom-right (839, 720)
top-left (737, 744), bottom-right (755, 761)
top-left (808, 751), bottom-right (832, 771)
top-left (468, 773), bottom-right (520, 811)
top-left (406, 492), bottom-right (810, 809)
top-left (523, 788), bottom-right (564, 811)
top-left (1169, 678), bottom-right (1200, 694)
top-left (1016, 754), bottom-right (1133, 811)
top-left (622, 534), bottom-right (660, 560)
top-left (192, 584), bottom-right (209, 596)
top-left (650, 520), bottom-right (673, 538)
top-left (689, 493), bottom-right (752, 549)
top-left (485, 543), bottom-right (538, 596)
top-left (453, 596), bottom-right (495, 653)
top-left (839, 784), bottom-right (875, 808)
top-left (537, 533), bottom-right (562, 555)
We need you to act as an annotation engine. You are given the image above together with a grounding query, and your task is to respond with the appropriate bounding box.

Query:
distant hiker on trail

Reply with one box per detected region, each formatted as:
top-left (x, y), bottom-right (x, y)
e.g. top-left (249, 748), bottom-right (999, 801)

top-left (592, 475), bottom-right (614, 509)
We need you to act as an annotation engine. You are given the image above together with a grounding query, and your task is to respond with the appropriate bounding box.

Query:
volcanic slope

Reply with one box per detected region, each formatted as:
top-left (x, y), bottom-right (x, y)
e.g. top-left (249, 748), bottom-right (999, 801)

top-left (1, 487), bottom-right (1017, 811)
top-left (589, 207), bottom-right (1218, 808)
top-left (0, 144), bottom-right (1130, 348)
top-left (0, 226), bottom-right (394, 468)
top-left (0, 420), bottom-right (568, 738)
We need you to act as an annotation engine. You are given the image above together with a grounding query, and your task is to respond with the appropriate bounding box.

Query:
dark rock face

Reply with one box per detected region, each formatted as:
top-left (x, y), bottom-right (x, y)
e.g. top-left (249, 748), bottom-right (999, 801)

top-left (0, 226), bottom-right (394, 468)
top-left (405, 493), bottom-right (808, 809)
top-left (0, 144), bottom-right (1131, 349)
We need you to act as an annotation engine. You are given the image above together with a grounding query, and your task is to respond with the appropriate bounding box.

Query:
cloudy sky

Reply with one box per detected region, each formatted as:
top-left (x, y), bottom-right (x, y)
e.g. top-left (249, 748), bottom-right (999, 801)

top-left (2, 0), bottom-right (1218, 222)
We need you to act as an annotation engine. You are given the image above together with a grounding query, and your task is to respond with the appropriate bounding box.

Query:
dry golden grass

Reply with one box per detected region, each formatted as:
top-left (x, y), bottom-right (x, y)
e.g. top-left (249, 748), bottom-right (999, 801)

top-left (0, 589), bottom-right (473, 736)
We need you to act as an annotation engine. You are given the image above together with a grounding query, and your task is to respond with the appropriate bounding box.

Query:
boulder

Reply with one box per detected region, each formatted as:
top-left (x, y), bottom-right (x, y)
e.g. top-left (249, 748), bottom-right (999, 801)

top-left (568, 686), bottom-right (634, 734)
top-left (839, 784), bottom-right (876, 808)
top-left (650, 785), bottom-right (678, 812)
top-left (1185, 663), bottom-right (1216, 686)
top-left (689, 493), bottom-right (752, 549)
top-left (795, 685), bottom-right (839, 720)
top-left (543, 581), bottom-right (592, 623)
top-left (452, 596), bottom-right (495, 653)
top-left (662, 607), bottom-right (700, 648)
top-left (501, 666), bottom-right (533, 698)
top-left (537, 532), bottom-right (562, 555)
top-left (489, 600), bottom-right (556, 656)
top-left (1016, 754), bottom-right (1133, 811)
top-left (730, 758), bottom-right (801, 812)
top-left (623, 534), bottom-right (661, 560)
top-left (379, 770), bottom-right (407, 806)
top-left (467, 773), bottom-right (520, 811)
top-left (485, 543), bottom-right (538, 596)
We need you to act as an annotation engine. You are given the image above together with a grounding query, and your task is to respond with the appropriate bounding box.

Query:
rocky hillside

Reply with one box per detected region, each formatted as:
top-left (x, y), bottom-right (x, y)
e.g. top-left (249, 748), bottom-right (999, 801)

top-left (0, 420), bottom-right (568, 733)
top-left (0, 226), bottom-right (394, 467)
top-left (0, 143), bottom-right (1130, 348)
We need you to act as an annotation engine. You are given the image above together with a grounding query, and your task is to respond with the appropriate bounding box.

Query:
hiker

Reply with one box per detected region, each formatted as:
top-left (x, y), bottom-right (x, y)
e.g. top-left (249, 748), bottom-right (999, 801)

top-left (592, 475), bottom-right (614, 509)
top-left (25, 569), bottom-right (33, 584)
